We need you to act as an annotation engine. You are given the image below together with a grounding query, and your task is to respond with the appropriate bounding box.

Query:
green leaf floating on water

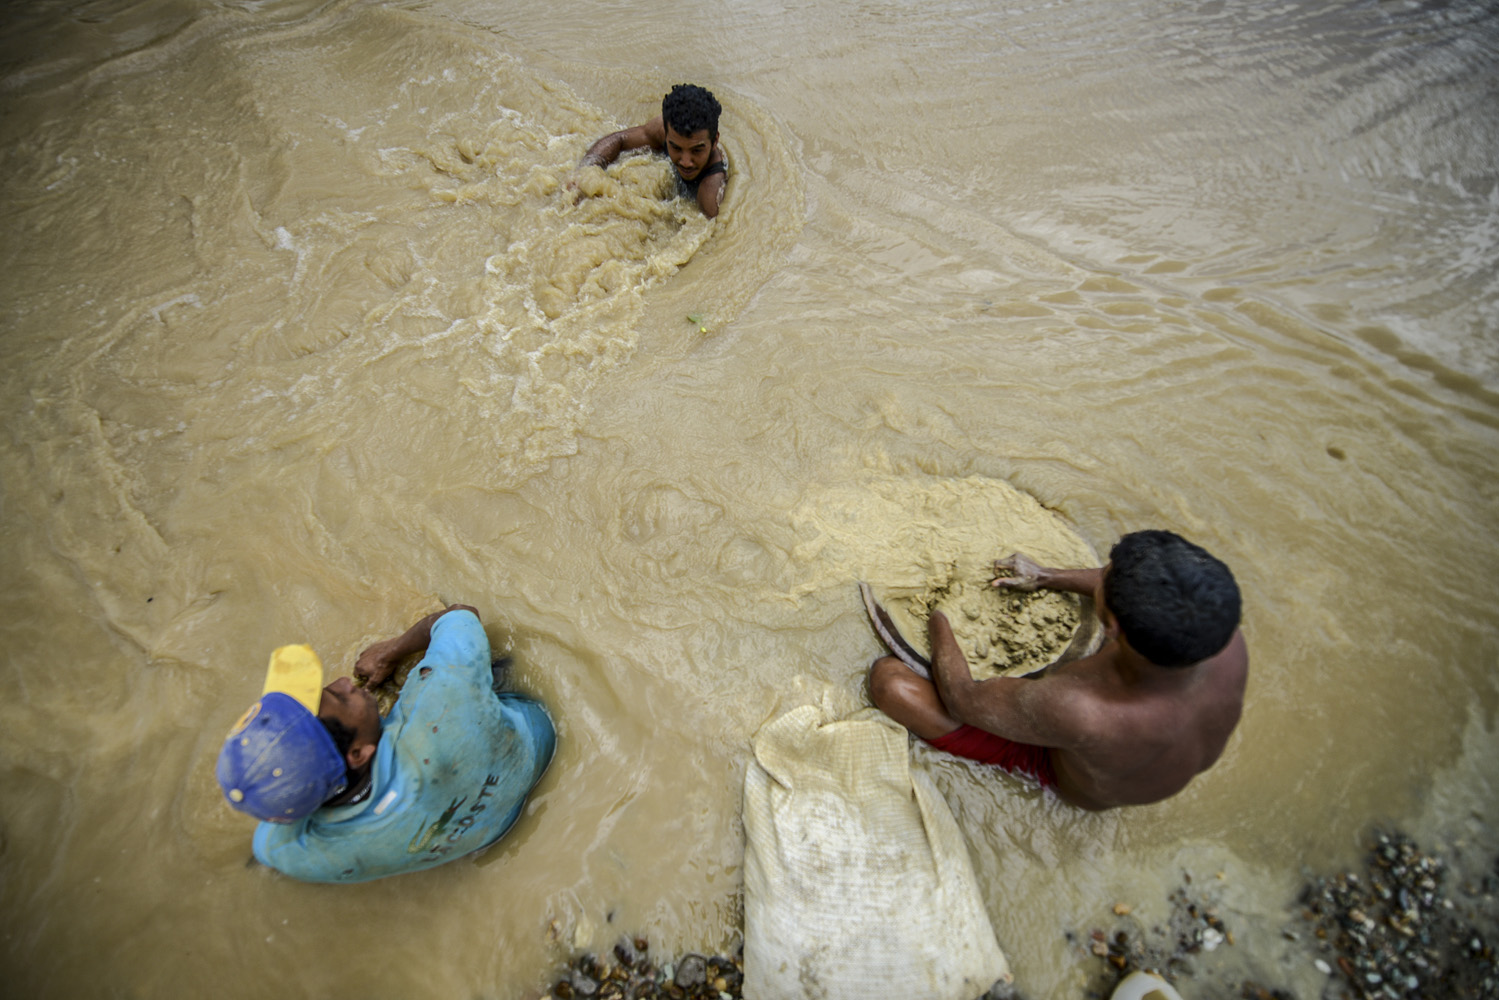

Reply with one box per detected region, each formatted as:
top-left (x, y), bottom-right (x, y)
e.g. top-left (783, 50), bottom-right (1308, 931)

top-left (686, 312), bottom-right (709, 333)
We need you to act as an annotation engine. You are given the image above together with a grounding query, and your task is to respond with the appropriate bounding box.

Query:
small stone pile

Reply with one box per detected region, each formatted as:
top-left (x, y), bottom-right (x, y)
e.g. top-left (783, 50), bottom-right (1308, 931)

top-left (1068, 830), bottom-right (1497, 1000)
top-left (1297, 830), bottom-right (1497, 999)
top-left (545, 938), bottom-right (743, 1000)
top-left (1071, 878), bottom-right (1259, 998)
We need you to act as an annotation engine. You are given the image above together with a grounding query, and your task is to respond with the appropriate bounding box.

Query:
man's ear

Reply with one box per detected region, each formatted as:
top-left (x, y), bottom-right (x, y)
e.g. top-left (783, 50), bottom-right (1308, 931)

top-left (347, 741), bottom-right (376, 771)
top-left (1097, 600), bottom-right (1121, 640)
top-left (1105, 621), bottom-right (1125, 647)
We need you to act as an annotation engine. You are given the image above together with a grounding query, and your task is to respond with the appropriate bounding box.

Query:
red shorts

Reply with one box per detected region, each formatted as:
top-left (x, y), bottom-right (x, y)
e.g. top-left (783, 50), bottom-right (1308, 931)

top-left (927, 725), bottom-right (1058, 789)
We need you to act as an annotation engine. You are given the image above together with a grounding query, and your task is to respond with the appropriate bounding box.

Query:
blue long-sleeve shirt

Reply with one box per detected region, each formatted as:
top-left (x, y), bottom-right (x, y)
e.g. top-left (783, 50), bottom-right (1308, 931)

top-left (253, 611), bottom-right (555, 883)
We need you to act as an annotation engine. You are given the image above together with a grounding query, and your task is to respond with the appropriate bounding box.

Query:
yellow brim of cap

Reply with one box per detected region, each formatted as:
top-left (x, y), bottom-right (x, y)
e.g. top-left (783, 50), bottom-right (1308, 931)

top-left (262, 644), bottom-right (324, 714)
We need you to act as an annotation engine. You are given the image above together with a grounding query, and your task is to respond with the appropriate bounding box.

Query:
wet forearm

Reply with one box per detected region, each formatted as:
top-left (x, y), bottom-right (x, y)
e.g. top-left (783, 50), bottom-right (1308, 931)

top-left (356, 607), bottom-right (472, 685)
top-left (581, 130), bottom-right (628, 168)
top-left (698, 177), bottom-right (723, 219)
top-left (929, 612), bottom-right (980, 723)
top-left (928, 611), bottom-right (1052, 742)
top-left (385, 609), bottom-right (448, 658)
top-left (1036, 566), bottom-right (1103, 596)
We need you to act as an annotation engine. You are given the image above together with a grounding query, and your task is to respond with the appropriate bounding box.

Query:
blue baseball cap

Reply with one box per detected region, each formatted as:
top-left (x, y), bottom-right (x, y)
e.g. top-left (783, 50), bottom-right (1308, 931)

top-left (217, 645), bottom-right (347, 823)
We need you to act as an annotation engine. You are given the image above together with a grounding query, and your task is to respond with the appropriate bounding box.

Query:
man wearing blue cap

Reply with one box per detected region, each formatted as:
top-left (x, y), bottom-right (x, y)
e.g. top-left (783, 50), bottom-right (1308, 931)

top-left (217, 604), bottom-right (555, 883)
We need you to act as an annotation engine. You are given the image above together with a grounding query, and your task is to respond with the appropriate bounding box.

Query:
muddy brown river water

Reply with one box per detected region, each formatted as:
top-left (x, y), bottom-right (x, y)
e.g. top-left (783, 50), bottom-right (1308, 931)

top-left (1, 0), bottom-right (1496, 997)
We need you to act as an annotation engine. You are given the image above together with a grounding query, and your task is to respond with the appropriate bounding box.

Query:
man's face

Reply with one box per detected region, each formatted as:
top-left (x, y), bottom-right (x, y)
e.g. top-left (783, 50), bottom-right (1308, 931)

top-left (664, 125), bottom-right (715, 180)
top-left (318, 675), bottom-right (380, 749)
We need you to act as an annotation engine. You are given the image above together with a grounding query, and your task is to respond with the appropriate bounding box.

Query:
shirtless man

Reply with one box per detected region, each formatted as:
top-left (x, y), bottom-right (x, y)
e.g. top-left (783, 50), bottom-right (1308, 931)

top-left (869, 530), bottom-right (1247, 810)
top-left (577, 83), bottom-right (727, 218)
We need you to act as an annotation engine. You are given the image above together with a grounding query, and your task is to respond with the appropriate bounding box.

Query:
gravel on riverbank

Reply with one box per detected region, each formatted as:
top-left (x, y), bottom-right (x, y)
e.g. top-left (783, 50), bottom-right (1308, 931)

top-left (536, 829), bottom-right (1495, 1000)
top-left (542, 938), bottom-right (743, 1000)
top-left (1073, 829), bottom-right (1497, 1000)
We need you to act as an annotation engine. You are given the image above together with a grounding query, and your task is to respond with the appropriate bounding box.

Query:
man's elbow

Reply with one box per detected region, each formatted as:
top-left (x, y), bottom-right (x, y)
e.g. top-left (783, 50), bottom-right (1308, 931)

top-left (938, 680), bottom-right (979, 727)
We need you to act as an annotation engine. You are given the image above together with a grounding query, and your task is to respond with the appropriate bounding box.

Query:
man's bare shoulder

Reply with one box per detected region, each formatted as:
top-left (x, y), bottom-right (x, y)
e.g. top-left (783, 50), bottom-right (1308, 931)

top-left (1217, 630), bottom-right (1249, 675)
top-left (1037, 645), bottom-right (1128, 697)
top-left (1033, 645), bottom-right (1214, 748)
top-left (1197, 630), bottom-right (1250, 725)
top-left (637, 115), bottom-right (667, 148)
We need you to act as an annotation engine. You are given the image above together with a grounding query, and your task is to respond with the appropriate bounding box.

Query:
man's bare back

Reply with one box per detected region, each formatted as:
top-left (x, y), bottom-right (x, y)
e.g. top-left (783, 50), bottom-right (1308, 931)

top-left (870, 531), bottom-right (1247, 810)
top-left (1015, 627), bottom-right (1247, 809)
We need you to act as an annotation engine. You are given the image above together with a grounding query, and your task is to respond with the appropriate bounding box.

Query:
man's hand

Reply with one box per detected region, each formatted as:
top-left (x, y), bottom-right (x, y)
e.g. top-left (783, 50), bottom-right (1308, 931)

top-left (992, 553), bottom-right (1046, 590)
top-left (353, 605), bottom-right (477, 687)
top-left (354, 637), bottom-right (404, 687)
top-left (994, 558), bottom-right (1104, 598)
top-left (566, 161), bottom-right (605, 204)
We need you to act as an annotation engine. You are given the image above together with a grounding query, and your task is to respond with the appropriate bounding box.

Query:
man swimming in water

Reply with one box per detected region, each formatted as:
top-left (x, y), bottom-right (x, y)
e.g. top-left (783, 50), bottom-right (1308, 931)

top-left (577, 83), bottom-right (727, 219)
top-left (869, 530), bottom-right (1247, 810)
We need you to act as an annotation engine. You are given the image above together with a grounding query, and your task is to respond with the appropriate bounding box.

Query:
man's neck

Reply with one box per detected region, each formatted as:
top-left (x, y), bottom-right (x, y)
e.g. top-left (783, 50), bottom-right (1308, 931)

top-left (324, 767), bottom-right (373, 808)
top-left (1111, 640), bottom-right (1196, 690)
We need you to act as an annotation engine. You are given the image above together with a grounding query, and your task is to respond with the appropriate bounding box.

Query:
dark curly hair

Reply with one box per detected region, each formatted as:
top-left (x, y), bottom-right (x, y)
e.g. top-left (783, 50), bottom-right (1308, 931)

top-left (662, 84), bottom-right (721, 139)
top-left (1104, 530), bottom-right (1241, 668)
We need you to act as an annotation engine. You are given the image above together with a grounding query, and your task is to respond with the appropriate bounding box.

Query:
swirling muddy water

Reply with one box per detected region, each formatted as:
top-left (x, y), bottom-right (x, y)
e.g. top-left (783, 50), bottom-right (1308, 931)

top-left (1, 1), bottom-right (1496, 996)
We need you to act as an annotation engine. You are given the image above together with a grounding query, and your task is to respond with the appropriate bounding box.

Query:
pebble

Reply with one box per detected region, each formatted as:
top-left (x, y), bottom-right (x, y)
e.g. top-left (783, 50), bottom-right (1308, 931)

top-left (676, 954), bottom-right (707, 988)
top-left (1074, 882), bottom-right (1237, 995)
top-left (546, 938), bottom-right (744, 1000)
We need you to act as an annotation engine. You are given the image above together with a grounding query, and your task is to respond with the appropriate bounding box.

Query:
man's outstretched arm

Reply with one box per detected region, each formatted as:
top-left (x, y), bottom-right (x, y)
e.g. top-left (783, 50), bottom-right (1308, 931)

top-left (354, 604), bottom-right (478, 686)
top-left (927, 610), bottom-right (1091, 748)
top-left (992, 552), bottom-right (1101, 596)
top-left (580, 116), bottom-right (666, 169)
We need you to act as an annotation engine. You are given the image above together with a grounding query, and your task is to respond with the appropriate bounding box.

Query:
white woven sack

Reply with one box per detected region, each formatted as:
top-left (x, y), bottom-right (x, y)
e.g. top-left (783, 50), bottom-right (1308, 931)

top-left (743, 701), bottom-right (1009, 1000)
